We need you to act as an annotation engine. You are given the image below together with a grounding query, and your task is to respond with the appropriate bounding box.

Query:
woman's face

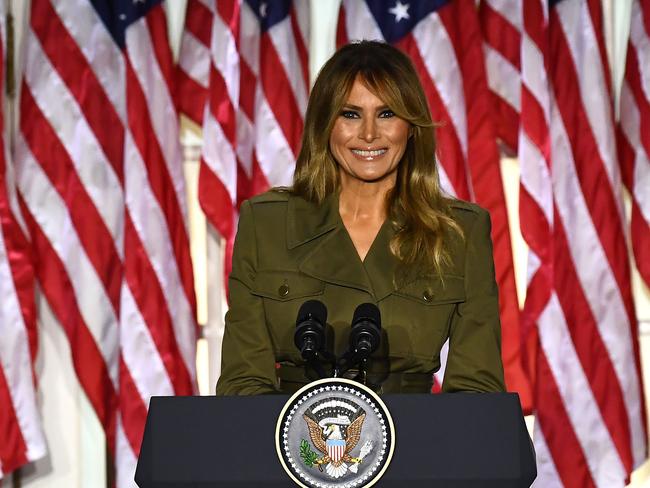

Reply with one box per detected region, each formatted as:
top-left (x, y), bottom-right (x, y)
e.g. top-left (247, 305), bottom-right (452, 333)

top-left (329, 78), bottom-right (410, 186)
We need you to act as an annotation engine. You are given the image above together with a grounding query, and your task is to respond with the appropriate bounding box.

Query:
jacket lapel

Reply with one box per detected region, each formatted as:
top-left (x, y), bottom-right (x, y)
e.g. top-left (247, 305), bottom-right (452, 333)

top-left (361, 220), bottom-right (399, 302)
top-left (287, 193), bottom-right (400, 300)
top-left (287, 193), bottom-right (373, 295)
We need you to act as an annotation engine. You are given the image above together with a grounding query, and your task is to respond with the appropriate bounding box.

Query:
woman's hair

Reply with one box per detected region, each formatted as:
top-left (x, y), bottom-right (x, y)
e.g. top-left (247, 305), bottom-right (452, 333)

top-left (292, 40), bottom-right (463, 279)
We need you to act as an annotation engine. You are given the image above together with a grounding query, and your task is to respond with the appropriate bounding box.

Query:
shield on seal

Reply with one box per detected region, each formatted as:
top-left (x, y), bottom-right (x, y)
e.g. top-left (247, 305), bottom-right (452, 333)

top-left (326, 439), bottom-right (346, 463)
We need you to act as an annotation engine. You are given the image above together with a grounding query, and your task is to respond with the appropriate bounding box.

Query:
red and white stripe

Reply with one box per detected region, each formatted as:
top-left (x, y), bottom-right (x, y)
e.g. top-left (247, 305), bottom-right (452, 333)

top-left (327, 443), bottom-right (345, 463)
top-left (118, 6), bottom-right (198, 487)
top-left (15, 1), bottom-right (197, 486)
top-left (617, 0), bottom-right (650, 288)
top-left (195, 0), bottom-right (240, 249)
top-left (479, 0), bottom-right (522, 154)
top-left (17, 0), bottom-right (123, 455)
top-left (517, 0), bottom-right (552, 406)
top-left (337, 0), bottom-right (530, 411)
top-left (178, 0), bottom-right (309, 277)
top-left (519, 1), bottom-right (647, 486)
top-left (177, 0), bottom-right (213, 126)
top-left (0, 0), bottom-right (46, 475)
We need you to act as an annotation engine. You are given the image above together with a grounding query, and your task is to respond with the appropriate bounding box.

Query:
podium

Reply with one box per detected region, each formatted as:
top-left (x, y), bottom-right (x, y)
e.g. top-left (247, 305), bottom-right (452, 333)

top-left (136, 393), bottom-right (536, 487)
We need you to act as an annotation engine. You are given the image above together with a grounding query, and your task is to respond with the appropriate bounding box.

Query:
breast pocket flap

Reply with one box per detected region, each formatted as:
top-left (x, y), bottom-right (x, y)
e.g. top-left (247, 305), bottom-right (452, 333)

top-left (251, 270), bottom-right (325, 301)
top-left (394, 275), bottom-right (465, 305)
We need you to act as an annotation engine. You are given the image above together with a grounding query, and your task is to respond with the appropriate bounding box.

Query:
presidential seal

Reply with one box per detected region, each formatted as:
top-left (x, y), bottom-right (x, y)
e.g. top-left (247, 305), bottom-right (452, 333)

top-left (276, 378), bottom-right (395, 488)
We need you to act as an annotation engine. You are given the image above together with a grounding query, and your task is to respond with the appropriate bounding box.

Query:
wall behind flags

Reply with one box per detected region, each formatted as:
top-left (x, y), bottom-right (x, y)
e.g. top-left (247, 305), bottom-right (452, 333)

top-left (2, 0), bottom-right (650, 487)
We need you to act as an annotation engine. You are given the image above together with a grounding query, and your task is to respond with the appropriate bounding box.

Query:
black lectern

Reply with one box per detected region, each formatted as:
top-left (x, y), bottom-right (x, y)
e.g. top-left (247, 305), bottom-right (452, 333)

top-left (136, 393), bottom-right (536, 487)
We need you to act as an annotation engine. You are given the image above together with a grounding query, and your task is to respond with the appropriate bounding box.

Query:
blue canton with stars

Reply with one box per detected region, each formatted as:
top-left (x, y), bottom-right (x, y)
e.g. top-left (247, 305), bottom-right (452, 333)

top-left (364, 0), bottom-right (451, 44)
top-left (90, 0), bottom-right (163, 49)
top-left (244, 0), bottom-right (292, 32)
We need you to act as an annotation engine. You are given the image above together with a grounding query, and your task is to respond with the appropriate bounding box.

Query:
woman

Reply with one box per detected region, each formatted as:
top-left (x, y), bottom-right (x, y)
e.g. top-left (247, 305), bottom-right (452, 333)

top-left (216, 41), bottom-right (505, 395)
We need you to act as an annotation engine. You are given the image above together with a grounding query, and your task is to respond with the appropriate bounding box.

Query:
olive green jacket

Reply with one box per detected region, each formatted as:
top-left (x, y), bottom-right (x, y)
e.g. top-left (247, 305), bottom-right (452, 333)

top-left (216, 190), bottom-right (505, 395)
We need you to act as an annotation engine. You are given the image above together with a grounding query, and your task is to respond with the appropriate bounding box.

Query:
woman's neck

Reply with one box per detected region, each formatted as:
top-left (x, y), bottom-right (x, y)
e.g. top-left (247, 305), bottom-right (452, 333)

top-left (338, 174), bottom-right (395, 223)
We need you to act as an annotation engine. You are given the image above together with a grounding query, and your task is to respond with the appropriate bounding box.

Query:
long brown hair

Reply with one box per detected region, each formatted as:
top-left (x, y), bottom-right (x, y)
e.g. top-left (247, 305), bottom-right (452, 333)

top-left (292, 41), bottom-right (462, 279)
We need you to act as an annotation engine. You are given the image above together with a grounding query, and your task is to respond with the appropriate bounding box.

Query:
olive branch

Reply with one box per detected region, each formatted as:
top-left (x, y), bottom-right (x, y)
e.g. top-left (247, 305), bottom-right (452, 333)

top-left (299, 439), bottom-right (319, 467)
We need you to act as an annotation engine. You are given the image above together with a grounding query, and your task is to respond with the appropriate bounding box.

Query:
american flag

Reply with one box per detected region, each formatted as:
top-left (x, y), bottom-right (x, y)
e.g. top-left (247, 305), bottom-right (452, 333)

top-left (479, 0), bottom-right (521, 154)
top-left (0, 0), bottom-right (46, 477)
top-left (618, 0), bottom-right (650, 289)
top-left (178, 0), bottom-right (309, 278)
top-left (517, 0), bottom-right (647, 485)
top-left (337, 0), bottom-right (531, 409)
top-left (15, 1), bottom-right (197, 486)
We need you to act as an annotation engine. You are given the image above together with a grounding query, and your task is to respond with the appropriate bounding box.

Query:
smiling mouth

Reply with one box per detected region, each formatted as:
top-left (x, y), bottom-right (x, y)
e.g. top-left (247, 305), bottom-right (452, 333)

top-left (351, 148), bottom-right (388, 158)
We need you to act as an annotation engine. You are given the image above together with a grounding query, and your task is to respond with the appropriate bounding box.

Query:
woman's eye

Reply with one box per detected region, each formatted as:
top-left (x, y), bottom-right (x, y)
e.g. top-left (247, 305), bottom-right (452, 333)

top-left (379, 110), bottom-right (395, 118)
top-left (341, 110), bottom-right (359, 119)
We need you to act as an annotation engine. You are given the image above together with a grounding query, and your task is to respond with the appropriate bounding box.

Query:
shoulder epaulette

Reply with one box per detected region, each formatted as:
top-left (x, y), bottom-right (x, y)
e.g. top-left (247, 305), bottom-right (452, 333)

top-left (249, 188), bottom-right (291, 205)
top-left (448, 198), bottom-right (483, 215)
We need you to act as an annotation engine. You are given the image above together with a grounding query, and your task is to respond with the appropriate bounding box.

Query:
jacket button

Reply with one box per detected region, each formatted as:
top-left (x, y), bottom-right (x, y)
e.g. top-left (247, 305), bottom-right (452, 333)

top-left (422, 290), bottom-right (433, 302)
top-left (279, 284), bottom-right (290, 297)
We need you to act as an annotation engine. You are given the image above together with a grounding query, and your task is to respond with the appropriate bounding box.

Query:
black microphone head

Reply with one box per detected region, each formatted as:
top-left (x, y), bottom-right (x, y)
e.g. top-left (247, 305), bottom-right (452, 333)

top-left (296, 300), bottom-right (328, 326)
top-left (295, 300), bottom-right (328, 360)
top-left (350, 303), bottom-right (381, 359)
top-left (352, 303), bottom-right (381, 329)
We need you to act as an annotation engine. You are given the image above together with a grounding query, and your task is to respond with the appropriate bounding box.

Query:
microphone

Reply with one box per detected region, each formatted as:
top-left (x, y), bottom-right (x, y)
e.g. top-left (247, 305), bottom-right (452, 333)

top-left (294, 300), bottom-right (327, 362)
top-left (349, 303), bottom-right (381, 360)
top-left (336, 303), bottom-right (381, 378)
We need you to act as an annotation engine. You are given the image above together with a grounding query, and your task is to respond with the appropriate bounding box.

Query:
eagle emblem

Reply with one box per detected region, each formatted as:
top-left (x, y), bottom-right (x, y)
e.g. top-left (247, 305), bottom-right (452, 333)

top-left (276, 379), bottom-right (394, 487)
top-left (301, 397), bottom-right (374, 479)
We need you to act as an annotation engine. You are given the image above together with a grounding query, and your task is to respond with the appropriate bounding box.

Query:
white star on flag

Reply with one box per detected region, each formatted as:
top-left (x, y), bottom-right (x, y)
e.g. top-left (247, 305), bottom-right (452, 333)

top-left (389, 1), bottom-right (410, 22)
top-left (260, 2), bottom-right (267, 17)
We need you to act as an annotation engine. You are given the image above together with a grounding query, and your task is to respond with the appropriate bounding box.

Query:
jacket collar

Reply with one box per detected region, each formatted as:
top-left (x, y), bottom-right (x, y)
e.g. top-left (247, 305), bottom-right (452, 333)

top-left (286, 193), bottom-right (399, 301)
top-left (286, 193), bottom-right (339, 249)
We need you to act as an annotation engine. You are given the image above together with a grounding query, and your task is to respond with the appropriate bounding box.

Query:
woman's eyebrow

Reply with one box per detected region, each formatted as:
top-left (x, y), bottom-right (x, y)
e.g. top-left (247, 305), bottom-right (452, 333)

top-left (341, 103), bottom-right (391, 111)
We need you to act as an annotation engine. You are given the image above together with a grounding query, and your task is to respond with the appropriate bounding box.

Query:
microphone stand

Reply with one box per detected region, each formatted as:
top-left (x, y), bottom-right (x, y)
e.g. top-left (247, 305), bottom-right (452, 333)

top-left (333, 351), bottom-right (369, 385)
top-left (305, 351), bottom-right (336, 379)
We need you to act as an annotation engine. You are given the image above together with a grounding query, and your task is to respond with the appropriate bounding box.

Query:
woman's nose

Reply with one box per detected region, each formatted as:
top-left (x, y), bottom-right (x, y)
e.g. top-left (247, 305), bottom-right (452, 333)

top-left (359, 118), bottom-right (378, 142)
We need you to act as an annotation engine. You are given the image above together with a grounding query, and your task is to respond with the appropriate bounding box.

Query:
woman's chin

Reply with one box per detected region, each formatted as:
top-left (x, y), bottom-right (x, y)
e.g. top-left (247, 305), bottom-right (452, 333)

top-left (341, 172), bottom-right (397, 187)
